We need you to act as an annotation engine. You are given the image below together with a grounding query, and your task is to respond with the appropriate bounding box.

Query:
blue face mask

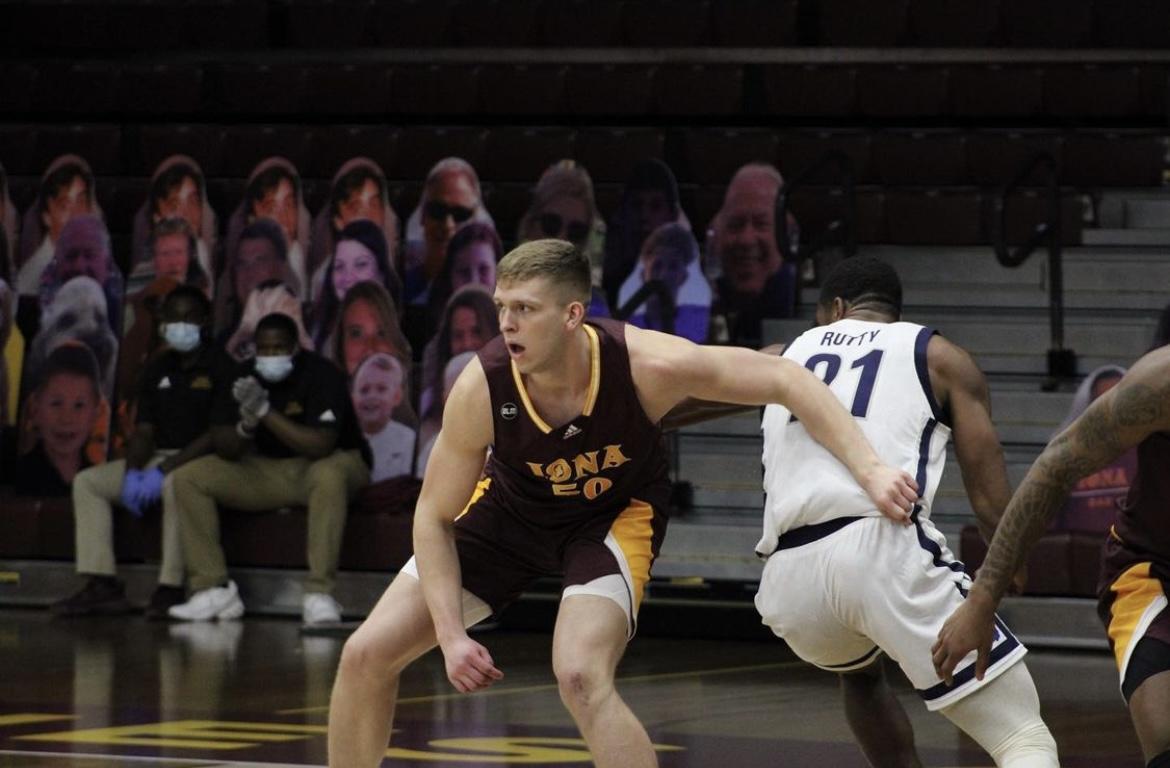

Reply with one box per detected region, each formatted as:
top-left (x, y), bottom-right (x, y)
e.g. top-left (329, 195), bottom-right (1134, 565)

top-left (162, 322), bottom-right (202, 353)
top-left (255, 354), bottom-right (295, 383)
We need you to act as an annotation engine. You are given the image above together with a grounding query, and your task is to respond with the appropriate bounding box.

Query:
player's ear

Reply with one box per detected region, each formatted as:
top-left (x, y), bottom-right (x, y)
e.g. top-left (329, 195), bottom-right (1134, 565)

top-left (832, 297), bottom-right (847, 322)
top-left (565, 299), bottom-right (585, 330)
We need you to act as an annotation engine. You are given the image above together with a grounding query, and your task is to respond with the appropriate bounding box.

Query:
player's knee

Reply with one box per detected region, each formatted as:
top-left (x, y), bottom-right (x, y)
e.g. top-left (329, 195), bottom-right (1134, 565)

top-left (338, 630), bottom-right (395, 680)
top-left (553, 661), bottom-right (611, 714)
top-left (987, 719), bottom-right (1058, 768)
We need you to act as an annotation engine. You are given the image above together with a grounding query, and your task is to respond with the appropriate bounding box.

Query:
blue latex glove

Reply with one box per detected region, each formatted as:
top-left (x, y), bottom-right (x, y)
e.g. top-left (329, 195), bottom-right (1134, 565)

top-left (120, 469), bottom-right (146, 517)
top-left (138, 467), bottom-right (165, 508)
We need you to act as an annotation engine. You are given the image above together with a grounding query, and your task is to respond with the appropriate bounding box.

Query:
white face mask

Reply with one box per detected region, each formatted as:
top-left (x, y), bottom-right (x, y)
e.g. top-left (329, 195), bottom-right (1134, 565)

top-left (255, 354), bottom-right (295, 383)
top-left (162, 322), bottom-right (202, 353)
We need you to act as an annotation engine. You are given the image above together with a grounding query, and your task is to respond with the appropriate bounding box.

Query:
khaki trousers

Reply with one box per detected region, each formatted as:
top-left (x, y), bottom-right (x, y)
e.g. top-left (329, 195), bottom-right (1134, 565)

top-left (70, 452), bottom-right (185, 587)
top-left (171, 449), bottom-right (369, 594)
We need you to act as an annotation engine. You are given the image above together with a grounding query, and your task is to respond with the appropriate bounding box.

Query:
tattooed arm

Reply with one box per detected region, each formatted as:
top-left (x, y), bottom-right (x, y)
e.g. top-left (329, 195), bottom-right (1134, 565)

top-left (932, 348), bottom-right (1170, 683)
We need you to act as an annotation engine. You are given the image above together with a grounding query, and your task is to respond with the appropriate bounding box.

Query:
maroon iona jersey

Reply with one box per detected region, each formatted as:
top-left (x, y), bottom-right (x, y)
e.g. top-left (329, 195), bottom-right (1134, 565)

top-left (476, 318), bottom-right (671, 530)
top-left (1115, 431), bottom-right (1170, 565)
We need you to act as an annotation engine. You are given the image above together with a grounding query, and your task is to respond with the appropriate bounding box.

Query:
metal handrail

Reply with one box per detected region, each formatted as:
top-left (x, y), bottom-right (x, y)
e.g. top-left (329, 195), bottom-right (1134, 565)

top-left (992, 151), bottom-right (1075, 384)
top-left (776, 149), bottom-right (857, 265)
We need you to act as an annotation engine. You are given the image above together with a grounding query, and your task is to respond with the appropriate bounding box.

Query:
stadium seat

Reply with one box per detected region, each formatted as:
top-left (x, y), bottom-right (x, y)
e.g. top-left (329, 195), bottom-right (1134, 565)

top-left (680, 128), bottom-right (779, 185)
top-left (964, 131), bottom-right (1062, 187)
top-left (710, 0), bottom-right (798, 47)
top-left (949, 65), bottom-right (1044, 118)
top-left (36, 125), bottom-right (122, 175)
top-left (784, 186), bottom-right (889, 245)
top-left (563, 64), bottom-right (656, 117)
top-left (390, 64), bottom-right (480, 116)
top-left (392, 126), bottom-right (487, 182)
top-left (573, 128), bottom-right (665, 185)
top-left (371, 0), bottom-right (454, 47)
top-left (0, 64), bottom-right (36, 117)
top-left (885, 188), bottom-right (984, 245)
top-left (119, 63), bottom-right (205, 116)
top-left (303, 63), bottom-right (394, 117)
top-left (309, 126), bottom-right (399, 180)
top-left (136, 124), bottom-right (227, 177)
top-left (907, 0), bottom-right (998, 46)
top-left (476, 64), bottom-right (567, 116)
top-left (870, 132), bottom-right (967, 186)
top-left (1060, 132), bottom-right (1167, 187)
top-left (1094, 0), bottom-right (1170, 48)
top-left (776, 130), bottom-right (873, 184)
top-left (0, 125), bottom-right (41, 176)
top-left (817, 0), bottom-right (909, 46)
top-left (189, 0), bottom-right (269, 48)
top-left (622, 0), bottom-right (711, 47)
top-left (763, 65), bottom-right (857, 118)
top-left (996, 189), bottom-right (1084, 247)
top-left (1044, 65), bottom-right (1146, 119)
top-left (215, 63), bottom-right (308, 116)
top-left (221, 126), bottom-right (317, 177)
top-left (30, 62), bottom-right (120, 115)
top-left (478, 127), bottom-right (575, 182)
top-left (654, 64), bottom-right (743, 116)
top-left (540, 0), bottom-right (623, 46)
top-left (856, 65), bottom-right (949, 118)
top-left (449, 0), bottom-right (543, 46)
top-left (284, 0), bottom-right (374, 48)
top-left (1001, 0), bottom-right (1093, 47)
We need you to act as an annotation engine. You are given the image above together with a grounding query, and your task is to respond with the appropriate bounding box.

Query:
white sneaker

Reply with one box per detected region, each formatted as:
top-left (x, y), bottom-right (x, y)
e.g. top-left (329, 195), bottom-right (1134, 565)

top-left (302, 592), bottom-right (342, 625)
top-left (168, 581), bottom-right (245, 621)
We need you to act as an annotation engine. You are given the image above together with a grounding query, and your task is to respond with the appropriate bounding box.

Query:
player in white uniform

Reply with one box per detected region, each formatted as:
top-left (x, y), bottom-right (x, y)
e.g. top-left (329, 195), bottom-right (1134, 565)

top-left (674, 258), bottom-right (1059, 767)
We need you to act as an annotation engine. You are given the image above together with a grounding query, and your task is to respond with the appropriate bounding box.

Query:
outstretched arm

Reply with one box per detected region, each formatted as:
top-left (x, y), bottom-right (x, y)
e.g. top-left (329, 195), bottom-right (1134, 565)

top-left (660, 343), bottom-right (786, 432)
top-left (933, 349), bottom-right (1170, 683)
top-left (630, 328), bottom-right (918, 521)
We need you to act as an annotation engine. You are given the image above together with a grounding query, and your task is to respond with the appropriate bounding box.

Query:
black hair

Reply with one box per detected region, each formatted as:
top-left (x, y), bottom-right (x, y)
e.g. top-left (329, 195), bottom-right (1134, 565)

top-left (164, 283), bottom-right (212, 318)
top-left (38, 343), bottom-right (100, 396)
top-left (626, 159), bottom-right (679, 210)
top-left (42, 161), bottom-right (94, 203)
top-left (237, 218), bottom-right (288, 264)
top-left (149, 161), bottom-right (203, 213)
top-left (818, 256), bottom-right (902, 318)
top-left (247, 165), bottom-right (299, 209)
top-left (330, 165), bottom-right (386, 224)
top-left (256, 311), bottom-right (298, 343)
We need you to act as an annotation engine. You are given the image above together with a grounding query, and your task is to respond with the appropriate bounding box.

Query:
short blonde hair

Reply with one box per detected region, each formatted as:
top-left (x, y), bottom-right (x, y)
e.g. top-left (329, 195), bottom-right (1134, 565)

top-left (496, 239), bottom-right (591, 305)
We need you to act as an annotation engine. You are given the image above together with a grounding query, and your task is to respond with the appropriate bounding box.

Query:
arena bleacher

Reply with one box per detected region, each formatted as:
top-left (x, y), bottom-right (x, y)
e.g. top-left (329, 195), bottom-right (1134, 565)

top-left (0, 0), bottom-right (1167, 648)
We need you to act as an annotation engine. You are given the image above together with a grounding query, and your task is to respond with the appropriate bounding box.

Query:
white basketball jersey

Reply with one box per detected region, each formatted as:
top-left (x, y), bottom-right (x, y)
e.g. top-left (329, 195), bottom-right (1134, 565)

top-left (757, 318), bottom-right (952, 556)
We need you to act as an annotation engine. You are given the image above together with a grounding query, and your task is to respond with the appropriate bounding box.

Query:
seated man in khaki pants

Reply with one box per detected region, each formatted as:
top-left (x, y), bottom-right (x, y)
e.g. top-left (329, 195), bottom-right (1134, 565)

top-left (168, 311), bottom-right (370, 625)
top-left (53, 284), bottom-right (220, 618)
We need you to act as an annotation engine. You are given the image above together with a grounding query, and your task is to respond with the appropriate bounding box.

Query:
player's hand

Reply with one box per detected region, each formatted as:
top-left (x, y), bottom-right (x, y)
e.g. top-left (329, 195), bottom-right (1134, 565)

top-left (931, 589), bottom-right (997, 686)
top-left (860, 464), bottom-right (918, 525)
top-left (440, 634), bottom-right (504, 693)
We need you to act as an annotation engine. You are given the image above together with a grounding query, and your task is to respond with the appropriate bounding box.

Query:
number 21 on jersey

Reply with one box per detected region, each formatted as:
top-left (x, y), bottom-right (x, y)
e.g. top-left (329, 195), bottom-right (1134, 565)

top-left (790, 349), bottom-right (884, 423)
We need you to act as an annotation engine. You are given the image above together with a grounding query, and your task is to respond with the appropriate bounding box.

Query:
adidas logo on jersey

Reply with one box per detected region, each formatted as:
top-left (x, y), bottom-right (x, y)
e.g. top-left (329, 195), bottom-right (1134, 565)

top-left (562, 424), bottom-right (581, 439)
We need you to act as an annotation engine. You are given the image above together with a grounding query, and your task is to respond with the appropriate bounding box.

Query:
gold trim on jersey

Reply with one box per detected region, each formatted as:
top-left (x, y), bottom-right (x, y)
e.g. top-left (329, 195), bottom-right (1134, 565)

top-left (609, 499), bottom-right (655, 611)
top-left (509, 324), bottom-right (601, 434)
top-left (1106, 561), bottom-right (1165, 670)
top-left (454, 477), bottom-right (492, 522)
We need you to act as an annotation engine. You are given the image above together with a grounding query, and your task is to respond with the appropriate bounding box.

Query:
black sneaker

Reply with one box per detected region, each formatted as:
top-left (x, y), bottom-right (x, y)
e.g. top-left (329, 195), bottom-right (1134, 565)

top-left (145, 585), bottom-right (186, 620)
top-left (50, 576), bottom-right (134, 617)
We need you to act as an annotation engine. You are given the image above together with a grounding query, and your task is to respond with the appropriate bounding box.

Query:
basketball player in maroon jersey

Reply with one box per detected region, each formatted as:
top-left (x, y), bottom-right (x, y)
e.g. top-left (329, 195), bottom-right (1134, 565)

top-left (327, 239), bottom-right (918, 768)
top-left (934, 346), bottom-right (1170, 768)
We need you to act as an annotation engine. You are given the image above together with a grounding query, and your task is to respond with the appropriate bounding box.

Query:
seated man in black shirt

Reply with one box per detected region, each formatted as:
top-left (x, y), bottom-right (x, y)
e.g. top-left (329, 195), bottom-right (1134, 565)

top-left (168, 312), bottom-right (370, 625)
top-left (53, 285), bottom-right (219, 618)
